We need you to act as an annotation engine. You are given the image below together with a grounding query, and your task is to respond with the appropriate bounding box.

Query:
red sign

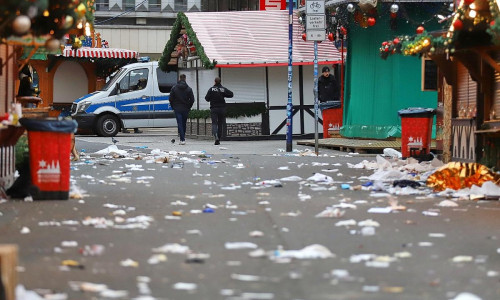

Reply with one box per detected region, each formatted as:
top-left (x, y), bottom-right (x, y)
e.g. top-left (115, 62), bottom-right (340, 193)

top-left (260, 0), bottom-right (286, 10)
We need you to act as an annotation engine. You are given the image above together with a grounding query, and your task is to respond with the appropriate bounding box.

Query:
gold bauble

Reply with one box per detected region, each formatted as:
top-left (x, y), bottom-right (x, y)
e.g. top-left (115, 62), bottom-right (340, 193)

top-left (77, 3), bottom-right (87, 17)
top-left (63, 15), bottom-right (74, 29)
top-left (72, 37), bottom-right (82, 49)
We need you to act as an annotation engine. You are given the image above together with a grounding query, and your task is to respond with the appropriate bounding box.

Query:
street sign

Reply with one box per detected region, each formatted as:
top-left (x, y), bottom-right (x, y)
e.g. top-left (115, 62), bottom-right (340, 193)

top-left (306, 15), bottom-right (325, 30)
top-left (306, 30), bottom-right (326, 41)
top-left (306, 0), bottom-right (325, 14)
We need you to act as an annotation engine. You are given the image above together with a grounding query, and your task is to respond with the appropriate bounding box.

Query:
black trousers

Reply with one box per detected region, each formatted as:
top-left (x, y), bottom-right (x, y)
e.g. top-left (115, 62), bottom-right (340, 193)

top-left (210, 107), bottom-right (226, 140)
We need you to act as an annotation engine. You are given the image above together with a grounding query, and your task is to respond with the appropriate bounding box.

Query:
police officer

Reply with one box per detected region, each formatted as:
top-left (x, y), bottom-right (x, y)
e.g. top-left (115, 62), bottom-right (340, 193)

top-left (205, 77), bottom-right (234, 145)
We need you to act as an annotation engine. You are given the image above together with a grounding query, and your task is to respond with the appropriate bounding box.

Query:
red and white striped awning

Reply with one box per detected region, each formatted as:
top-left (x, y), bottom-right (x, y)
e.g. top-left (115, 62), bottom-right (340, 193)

top-left (63, 46), bottom-right (139, 59)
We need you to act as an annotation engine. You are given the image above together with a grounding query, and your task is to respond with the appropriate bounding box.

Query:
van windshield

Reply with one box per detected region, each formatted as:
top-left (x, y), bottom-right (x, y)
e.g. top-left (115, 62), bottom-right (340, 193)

top-left (101, 68), bottom-right (126, 91)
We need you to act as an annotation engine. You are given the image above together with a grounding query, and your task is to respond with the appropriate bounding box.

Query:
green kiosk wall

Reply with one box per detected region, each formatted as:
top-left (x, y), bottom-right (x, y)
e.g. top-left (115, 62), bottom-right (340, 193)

top-left (341, 5), bottom-right (441, 139)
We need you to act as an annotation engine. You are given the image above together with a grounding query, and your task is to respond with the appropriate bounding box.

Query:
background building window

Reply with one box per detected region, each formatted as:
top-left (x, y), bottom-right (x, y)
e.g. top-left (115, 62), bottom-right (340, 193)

top-left (95, 0), bottom-right (109, 11)
top-left (123, 0), bottom-right (135, 10)
top-left (148, 0), bottom-right (161, 11)
top-left (175, 0), bottom-right (188, 11)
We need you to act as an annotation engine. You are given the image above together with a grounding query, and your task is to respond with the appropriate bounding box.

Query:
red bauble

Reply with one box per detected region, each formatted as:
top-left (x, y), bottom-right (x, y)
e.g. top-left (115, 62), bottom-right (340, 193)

top-left (393, 37), bottom-right (400, 44)
top-left (367, 17), bottom-right (376, 27)
top-left (416, 25), bottom-right (425, 34)
top-left (340, 26), bottom-right (347, 35)
top-left (384, 47), bottom-right (389, 52)
top-left (328, 32), bottom-right (334, 42)
top-left (453, 19), bottom-right (463, 31)
top-left (382, 41), bottom-right (388, 46)
top-left (302, 33), bottom-right (307, 41)
top-left (491, 20), bottom-right (496, 27)
top-left (464, 0), bottom-right (474, 5)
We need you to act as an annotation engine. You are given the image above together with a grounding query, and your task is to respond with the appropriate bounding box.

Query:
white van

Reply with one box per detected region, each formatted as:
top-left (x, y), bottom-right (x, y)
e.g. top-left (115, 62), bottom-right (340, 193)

top-left (70, 61), bottom-right (178, 136)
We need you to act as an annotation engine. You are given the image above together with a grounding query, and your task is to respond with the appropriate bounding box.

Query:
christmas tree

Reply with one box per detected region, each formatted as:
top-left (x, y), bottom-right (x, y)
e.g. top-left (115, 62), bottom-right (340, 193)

top-left (0, 0), bottom-right (95, 50)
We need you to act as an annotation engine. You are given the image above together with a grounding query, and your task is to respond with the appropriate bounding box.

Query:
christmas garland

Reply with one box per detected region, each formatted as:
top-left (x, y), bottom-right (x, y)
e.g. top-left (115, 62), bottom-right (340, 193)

top-left (380, 0), bottom-right (500, 59)
top-left (0, 0), bottom-right (95, 40)
top-left (159, 12), bottom-right (216, 72)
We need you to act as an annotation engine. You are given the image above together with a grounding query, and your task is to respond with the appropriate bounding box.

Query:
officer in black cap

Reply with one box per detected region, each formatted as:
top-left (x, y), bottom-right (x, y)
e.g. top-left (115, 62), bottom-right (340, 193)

top-left (318, 66), bottom-right (340, 103)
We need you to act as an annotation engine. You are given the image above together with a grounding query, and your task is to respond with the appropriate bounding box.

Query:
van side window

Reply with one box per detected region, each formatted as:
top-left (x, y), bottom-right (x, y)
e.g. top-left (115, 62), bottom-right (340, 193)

top-left (119, 68), bottom-right (149, 93)
top-left (156, 68), bottom-right (177, 93)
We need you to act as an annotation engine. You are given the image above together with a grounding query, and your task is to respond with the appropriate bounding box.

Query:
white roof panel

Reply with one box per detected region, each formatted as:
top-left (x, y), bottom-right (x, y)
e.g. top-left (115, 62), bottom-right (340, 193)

top-left (184, 10), bottom-right (343, 66)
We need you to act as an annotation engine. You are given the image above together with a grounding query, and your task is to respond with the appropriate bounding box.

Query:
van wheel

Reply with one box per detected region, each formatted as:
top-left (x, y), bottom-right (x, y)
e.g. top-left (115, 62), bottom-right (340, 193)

top-left (96, 114), bottom-right (120, 137)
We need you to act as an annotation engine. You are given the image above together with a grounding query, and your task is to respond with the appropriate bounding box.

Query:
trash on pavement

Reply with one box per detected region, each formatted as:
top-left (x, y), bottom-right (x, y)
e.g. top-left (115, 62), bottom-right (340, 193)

top-left (271, 244), bottom-right (335, 260)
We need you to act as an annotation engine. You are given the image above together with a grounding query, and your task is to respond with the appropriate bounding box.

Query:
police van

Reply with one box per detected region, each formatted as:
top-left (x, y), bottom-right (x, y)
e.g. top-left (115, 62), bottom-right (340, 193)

top-left (71, 61), bottom-right (178, 137)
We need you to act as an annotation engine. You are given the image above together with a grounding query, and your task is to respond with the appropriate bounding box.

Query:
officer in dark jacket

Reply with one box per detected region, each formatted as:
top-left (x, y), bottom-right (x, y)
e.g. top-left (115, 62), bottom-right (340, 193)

top-left (318, 66), bottom-right (340, 103)
top-left (169, 74), bottom-right (195, 145)
top-left (18, 64), bottom-right (35, 97)
top-left (205, 77), bottom-right (234, 145)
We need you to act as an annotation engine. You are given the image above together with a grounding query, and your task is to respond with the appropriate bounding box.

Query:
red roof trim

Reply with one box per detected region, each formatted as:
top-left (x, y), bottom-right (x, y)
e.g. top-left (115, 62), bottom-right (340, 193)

top-left (216, 60), bottom-right (344, 68)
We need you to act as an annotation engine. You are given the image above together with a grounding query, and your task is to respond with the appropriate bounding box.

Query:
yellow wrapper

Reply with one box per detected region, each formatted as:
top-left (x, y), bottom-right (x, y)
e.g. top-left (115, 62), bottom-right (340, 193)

top-left (426, 162), bottom-right (500, 191)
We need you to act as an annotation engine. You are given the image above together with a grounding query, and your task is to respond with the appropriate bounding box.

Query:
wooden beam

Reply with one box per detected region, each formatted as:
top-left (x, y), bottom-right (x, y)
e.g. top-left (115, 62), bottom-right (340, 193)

top-left (454, 52), bottom-right (483, 82)
top-left (0, 244), bottom-right (18, 300)
top-left (429, 53), bottom-right (455, 85)
top-left (472, 48), bottom-right (500, 74)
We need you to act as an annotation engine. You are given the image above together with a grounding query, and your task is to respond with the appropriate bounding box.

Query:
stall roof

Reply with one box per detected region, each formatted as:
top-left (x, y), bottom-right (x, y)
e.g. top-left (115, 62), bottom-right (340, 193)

top-left (62, 46), bottom-right (139, 59)
top-left (161, 10), bottom-right (344, 69)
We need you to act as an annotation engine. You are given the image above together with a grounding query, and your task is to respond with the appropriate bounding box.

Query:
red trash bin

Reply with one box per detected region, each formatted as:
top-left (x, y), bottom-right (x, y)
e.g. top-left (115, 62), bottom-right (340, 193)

top-left (19, 118), bottom-right (77, 200)
top-left (320, 101), bottom-right (342, 138)
top-left (398, 108), bottom-right (436, 158)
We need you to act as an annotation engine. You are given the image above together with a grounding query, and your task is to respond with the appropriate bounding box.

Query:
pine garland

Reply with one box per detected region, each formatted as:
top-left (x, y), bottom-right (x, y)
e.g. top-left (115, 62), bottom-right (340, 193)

top-left (159, 12), bottom-right (216, 72)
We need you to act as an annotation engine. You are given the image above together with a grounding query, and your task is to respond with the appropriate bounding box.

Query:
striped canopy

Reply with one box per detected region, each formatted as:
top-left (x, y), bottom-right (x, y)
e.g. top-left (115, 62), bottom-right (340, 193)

top-left (63, 46), bottom-right (139, 59)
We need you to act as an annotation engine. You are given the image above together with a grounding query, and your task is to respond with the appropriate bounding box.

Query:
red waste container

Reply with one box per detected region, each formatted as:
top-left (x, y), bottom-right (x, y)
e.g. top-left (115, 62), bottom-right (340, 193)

top-left (320, 101), bottom-right (342, 138)
top-left (19, 118), bottom-right (77, 200)
top-left (398, 108), bottom-right (436, 158)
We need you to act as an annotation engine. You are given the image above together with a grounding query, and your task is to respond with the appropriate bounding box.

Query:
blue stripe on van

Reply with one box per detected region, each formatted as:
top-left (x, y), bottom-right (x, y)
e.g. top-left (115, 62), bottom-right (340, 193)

top-left (152, 95), bottom-right (172, 111)
top-left (75, 92), bottom-right (98, 103)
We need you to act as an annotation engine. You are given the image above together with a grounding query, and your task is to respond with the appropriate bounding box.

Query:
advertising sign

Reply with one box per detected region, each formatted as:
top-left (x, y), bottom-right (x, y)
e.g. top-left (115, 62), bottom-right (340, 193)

top-left (260, 0), bottom-right (286, 10)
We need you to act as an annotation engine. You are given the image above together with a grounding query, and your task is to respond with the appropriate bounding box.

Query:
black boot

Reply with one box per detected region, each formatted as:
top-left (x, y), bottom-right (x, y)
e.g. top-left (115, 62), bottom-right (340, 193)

top-left (6, 160), bottom-right (38, 199)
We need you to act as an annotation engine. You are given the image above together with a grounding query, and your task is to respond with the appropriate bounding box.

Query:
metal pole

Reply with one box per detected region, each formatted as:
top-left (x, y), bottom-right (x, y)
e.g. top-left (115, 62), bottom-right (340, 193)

top-left (285, 0), bottom-right (293, 152)
top-left (313, 40), bottom-right (319, 155)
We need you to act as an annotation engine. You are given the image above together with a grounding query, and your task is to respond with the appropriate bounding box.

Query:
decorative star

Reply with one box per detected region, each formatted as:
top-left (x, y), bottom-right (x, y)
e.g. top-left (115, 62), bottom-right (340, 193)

top-left (39, 160), bottom-right (46, 168)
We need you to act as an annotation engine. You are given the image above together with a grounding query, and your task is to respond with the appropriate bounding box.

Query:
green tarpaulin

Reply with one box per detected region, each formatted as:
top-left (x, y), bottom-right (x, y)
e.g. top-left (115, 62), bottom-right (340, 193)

top-left (341, 5), bottom-right (442, 139)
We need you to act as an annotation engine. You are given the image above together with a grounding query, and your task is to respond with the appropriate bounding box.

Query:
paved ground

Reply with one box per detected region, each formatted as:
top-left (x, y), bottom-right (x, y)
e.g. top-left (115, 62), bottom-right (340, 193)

top-left (0, 128), bottom-right (499, 300)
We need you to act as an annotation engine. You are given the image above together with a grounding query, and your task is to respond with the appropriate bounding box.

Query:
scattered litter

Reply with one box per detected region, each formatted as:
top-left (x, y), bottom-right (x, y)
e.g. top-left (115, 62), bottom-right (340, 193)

top-left (367, 207), bottom-right (392, 214)
top-left (185, 253), bottom-right (210, 263)
top-left (438, 200), bottom-right (458, 207)
top-left (152, 243), bottom-right (190, 254)
top-left (147, 254), bottom-right (167, 264)
top-left (358, 219), bottom-right (380, 227)
top-left (120, 258), bottom-right (139, 267)
top-left (225, 242), bottom-right (258, 250)
top-left (249, 231), bottom-right (264, 237)
top-left (335, 219), bottom-right (357, 227)
top-left (307, 173), bottom-right (334, 184)
top-left (428, 233), bottom-right (446, 238)
top-left (272, 244), bottom-right (334, 260)
top-left (360, 227), bottom-right (376, 236)
top-left (452, 256), bottom-right (474, 263)
top-left (315, 207), bottom-right (345, 218)
top-left (422, 211), bottom-right (440, 217)
top-left (172, 282), bottom-right (197, 291)
top-left (451, 292), bottom-right (482, 300)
